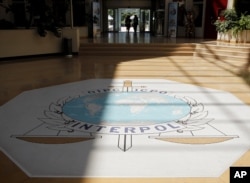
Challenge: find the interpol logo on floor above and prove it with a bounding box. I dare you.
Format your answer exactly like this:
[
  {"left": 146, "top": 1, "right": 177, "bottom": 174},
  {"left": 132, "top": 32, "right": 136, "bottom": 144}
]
[
  {"left": 0, "top": 79, "right": 250, "bottom": 178},
  {"left": 13, "top": 80, "right": 238, "bottom": 151},
  {"left": 230, "top": 167, "right": 250, "bottom": 183}
]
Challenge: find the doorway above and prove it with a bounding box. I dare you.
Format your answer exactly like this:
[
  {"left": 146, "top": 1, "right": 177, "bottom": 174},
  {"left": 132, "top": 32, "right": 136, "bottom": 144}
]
[{"left": 107, "top": 8, "right": 151, "bottom": 33}]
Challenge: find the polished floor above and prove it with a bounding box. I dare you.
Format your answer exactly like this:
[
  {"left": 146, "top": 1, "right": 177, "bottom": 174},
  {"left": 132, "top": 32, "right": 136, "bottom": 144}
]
[
  {"left": 0, "top": 33, "right": 250, "bottom": 183},
  {"left": 81, "top": 32, "right": 213, "bottom": 44},
  {"left": 1, "top": 33, "right": 250, "bottom": 106}
]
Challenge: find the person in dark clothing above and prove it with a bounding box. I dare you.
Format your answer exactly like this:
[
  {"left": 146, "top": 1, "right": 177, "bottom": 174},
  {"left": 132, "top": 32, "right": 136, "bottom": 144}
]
[
  {"left": 133, "top": 15, "right": 139, "bottom": 33},
  {"left": 125, "top": 15, "right": 131, "bottom": 32}
]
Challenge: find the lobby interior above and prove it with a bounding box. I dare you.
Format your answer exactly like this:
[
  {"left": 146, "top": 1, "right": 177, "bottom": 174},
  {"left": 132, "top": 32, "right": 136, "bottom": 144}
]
[{"left": 1, "top": 0, "right": 250, "bottom": 183}]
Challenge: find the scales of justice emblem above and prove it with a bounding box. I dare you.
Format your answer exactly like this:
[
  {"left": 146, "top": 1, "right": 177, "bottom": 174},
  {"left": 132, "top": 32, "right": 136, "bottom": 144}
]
[{"left": 12, "top": 80, "right": 238, "bottom": 152}]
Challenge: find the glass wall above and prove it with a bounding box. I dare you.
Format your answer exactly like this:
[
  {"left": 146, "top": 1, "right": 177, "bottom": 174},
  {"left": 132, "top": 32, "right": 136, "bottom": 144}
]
[
  {"left": 107, "top": 8, "right": 150, "bottom": 32},
  {"left": 140, "top": 9, "right": 150, "bottom": 32}
]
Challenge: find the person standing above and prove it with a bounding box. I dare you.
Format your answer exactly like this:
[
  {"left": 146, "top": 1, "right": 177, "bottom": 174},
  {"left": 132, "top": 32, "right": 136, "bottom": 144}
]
[
  {"left": 125, "top": 15, "right": 131, "bottom": 32},
  {"left": 133, "top": 15, "right": 139, "bottom": 33}
]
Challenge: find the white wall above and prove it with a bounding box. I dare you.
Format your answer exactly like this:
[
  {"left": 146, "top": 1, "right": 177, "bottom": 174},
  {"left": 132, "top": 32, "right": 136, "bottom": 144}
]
[
  {"left": 0, "top": 29, "right": 62, "bottom": 58},
  {"left": 0, "top": 28, "right": 80, "bottom": 58}
]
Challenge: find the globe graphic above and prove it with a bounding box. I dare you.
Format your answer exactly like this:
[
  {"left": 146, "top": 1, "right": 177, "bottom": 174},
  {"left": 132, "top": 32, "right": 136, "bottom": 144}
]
[{"left": 62, "top": 92, "right": 191, "bottom": 125}]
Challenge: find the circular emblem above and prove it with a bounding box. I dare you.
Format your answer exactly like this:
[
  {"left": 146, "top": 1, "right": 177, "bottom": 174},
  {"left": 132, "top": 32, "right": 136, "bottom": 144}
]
[
  {"left": 62, "top": 92, "right": 191, "bottom": 125},
  {"left": 41, "top": 87, "right": 211, "bottom": 135}
]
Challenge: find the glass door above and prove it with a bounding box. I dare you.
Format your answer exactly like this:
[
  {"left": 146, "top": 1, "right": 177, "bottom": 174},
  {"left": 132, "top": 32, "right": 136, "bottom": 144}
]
[
  {"left": 107, "top": 8, "right": 151, "bottom": 33},
  {"left": 107, "top": 9, "right": 119, "bottom": 32},
  {"left": 140, "top": 9, "right": 151, "bottom": 32},
  {"left": 107, "top": 9, "right": 114, "bottom": 31},
  {"left": 118, "top": 8, "right": 140, "bottom": 32}
]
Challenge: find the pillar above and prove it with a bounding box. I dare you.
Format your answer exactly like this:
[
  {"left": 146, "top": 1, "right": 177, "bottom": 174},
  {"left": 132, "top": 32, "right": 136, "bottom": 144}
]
[{"left": 227, "top": 0, "right": 235, "bottom": 9}]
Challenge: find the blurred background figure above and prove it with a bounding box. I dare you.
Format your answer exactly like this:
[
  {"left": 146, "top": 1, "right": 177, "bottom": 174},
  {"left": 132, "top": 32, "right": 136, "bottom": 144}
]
[
  {"left": 125, "top": 15, "right": 131, "bottom": 32},
  {"left": 133, "top": 15, "right": 139, "bottom": 33}
]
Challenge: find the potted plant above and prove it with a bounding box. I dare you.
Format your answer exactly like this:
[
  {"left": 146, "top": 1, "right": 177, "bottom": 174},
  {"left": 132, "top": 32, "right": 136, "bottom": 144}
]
[
  {"left": 231, "top": 20, "right": 241, "bottom": 43},
  {"left": 214, "top": 9, "right": 239, "bottom": 42},
  {"left": 238, "top": 14, "right": 250, "bottom": 43},
  {"left": 214, "top": 17, "right": 228, "bottom": 41}
]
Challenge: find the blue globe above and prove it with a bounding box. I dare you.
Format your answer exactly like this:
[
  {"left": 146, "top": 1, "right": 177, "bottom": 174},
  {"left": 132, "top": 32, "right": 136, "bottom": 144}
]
[{"left": 62, "top": 92, "right": 191, "bottom": 125}]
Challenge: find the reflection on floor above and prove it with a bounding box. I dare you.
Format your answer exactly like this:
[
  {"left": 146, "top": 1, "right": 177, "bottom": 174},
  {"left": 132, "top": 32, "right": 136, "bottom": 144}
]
[{"left": 81, "top": 32, "right": 214, "bottom": 44}]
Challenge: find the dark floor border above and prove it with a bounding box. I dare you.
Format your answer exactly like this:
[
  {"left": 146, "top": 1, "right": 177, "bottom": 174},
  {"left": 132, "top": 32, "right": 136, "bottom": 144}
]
[{"left": 0, "top": 52, "right": 78, "bottom": 62}]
